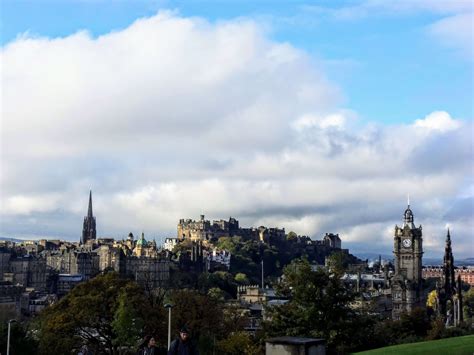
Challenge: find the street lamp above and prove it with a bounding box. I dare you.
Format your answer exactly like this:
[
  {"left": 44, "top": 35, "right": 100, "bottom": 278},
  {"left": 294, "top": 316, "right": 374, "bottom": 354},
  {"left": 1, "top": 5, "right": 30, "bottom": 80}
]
[
  {"left": 164, "top": 304, "right": 174, "bottom": 350},
  {"left": 7, "top": 319, "right": 17, "bottom": 355}
]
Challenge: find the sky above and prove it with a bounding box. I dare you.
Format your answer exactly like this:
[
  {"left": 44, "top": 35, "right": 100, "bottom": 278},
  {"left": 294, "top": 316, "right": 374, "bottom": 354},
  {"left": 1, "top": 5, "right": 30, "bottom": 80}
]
[{"left": 1, "top": 0, "right": 473, "bottom": 259}]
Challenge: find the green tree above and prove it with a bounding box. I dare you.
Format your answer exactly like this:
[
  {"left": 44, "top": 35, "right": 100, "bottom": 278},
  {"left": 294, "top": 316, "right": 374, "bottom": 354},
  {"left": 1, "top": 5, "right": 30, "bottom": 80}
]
[
  {"left": 169, "top": 289, "right": 226, "bottom": 353},
  {"left": 216, "top": 331, "right": 260, "bottom": 355},
  {"left": 463, "top": 288, "right": 474, "bottom": 321},
  {"left": 286, "top": 231, "right": 297, "bottom": 241},
  {"left": 264, "top": 258, "right": 375, "bottom": 353},
  {"left": 37, "top": 273, "right": 153, "bottom": 355},
  {"left": 326, "top": 251, "right": 349, "bottom": 277},
  {"left": 235, "top": 273, "right": 249, "bottom": 284},
  {"left": 112, "top": 291, "right": 144, "bottom": 349},
  {"left": 208, "top": 287, "right": 225, "bottom": 302}
]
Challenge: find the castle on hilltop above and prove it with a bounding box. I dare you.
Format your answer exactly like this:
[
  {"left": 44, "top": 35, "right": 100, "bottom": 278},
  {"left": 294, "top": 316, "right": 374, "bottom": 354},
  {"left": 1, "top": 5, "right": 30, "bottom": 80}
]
[{"left": 177, "top": 215, "right": 285, "bottom": 243}]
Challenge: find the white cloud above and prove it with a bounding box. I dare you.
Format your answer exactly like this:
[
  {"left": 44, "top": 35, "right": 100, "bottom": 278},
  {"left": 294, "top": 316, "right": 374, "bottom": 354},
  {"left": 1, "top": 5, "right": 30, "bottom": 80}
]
[
  {"left": 428, "top": 12, "right": 473, "bottom": 58},
  {"left": 291, "top": 110, "right": 356, "bottom": 131},
  {"left": 3, "top": 194, "right": 62, "bottom": 215},
  {"left": 1, "top": 12, "right": 473, "bottom": 259},
  {"left": 413, "top": 111, "right": 462, "bottom": 132}
]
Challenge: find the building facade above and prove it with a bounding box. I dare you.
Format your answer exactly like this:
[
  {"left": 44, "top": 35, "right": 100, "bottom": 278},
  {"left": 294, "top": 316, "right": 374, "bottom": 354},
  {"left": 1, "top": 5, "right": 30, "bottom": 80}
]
[{"left": 423, "top": 266, "right": 474, "bottom": 286}]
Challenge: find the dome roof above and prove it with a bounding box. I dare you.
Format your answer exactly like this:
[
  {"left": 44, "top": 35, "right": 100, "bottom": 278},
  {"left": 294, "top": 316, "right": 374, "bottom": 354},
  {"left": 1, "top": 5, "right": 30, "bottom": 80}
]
[{"left": 136, "top": 233, "right": 147, "bottom": 247}]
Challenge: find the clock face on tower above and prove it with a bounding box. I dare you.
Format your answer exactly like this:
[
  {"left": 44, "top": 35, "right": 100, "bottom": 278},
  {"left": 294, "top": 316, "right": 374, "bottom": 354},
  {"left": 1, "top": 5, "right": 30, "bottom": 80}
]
[{"left": 402, "top": 238, "right": 412, "bottom": 248}]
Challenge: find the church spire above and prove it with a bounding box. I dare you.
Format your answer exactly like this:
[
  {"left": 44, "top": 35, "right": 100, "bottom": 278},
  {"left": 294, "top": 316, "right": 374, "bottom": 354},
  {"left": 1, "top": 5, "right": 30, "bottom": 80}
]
[
  {"left": 81, "top": 190, "right": 97, "bottom": 244},
  {"left": 88, "top": 190, "right": 93, "bottom": 218}
]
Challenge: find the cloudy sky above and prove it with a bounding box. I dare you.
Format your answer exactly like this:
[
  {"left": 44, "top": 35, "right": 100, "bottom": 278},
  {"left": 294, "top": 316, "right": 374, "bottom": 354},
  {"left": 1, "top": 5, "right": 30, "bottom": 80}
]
[{"left": 1, "top": 1, "right": 473, "bottom": 258}]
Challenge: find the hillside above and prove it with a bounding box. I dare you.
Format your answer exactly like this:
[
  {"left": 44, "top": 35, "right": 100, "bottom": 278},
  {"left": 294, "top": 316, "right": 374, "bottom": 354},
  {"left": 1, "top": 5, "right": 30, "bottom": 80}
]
[{"left": 353, "top": 335, "right": 474, "bottom": 355}]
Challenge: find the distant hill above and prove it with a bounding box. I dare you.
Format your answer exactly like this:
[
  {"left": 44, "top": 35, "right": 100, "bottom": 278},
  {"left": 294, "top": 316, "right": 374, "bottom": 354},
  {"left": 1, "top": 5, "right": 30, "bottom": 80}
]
[
  {"left": 0, "top": 237, "right": 25, "bottom": 243},
  {"left": 354, "top": 253, "right": 474, "bottom": 266},
  {"left": 354, "top": 252, "right": 393, "bottom": 261}
]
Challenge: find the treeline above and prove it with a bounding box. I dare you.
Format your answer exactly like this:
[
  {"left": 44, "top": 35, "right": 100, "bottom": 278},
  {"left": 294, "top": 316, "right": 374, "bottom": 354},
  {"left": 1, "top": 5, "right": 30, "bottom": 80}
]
[{"left": 3, "top": 255, "right": 473, "bottom": 354}]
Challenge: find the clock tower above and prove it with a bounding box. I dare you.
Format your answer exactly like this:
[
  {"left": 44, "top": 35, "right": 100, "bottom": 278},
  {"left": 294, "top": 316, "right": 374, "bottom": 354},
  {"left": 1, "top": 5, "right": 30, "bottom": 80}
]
[{"left": 391, "top": 201, "right": 424, "bottom": 320}]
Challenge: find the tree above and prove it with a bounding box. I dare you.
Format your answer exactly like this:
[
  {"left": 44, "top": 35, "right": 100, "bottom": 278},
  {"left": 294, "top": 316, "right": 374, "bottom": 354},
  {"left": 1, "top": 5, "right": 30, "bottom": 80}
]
[
  {"left": 216, "top": 332, "right": 260, "bottom": 355},
  {"left": 36, "top": 273, "right": 154, "bottom": 354},
  {"left": 264, "top": 258, "right": 376, "bottom": 353},
  {"left": 426, "top": 290, "right": 438, "bottom": 312},
  {"left": 286, "top": 231, "right": 297, "bottom": 241},
  {"left": 0, "top": 321, "right": 38, "bottom": 355},
  {"left": 112, "top": 291, "right": 144, "bottom": 349},
  {"left": 463, "top": 288, "right": 474, "bottom": 321},
  {"left": 168, "top": 289, "right": 226, "bottom": 353},
  {"left": 234, "top": 273, "right": 249, "bottom": 284},
  {"left": 326, "top": 251, "right": 349, "bottom": 277}
]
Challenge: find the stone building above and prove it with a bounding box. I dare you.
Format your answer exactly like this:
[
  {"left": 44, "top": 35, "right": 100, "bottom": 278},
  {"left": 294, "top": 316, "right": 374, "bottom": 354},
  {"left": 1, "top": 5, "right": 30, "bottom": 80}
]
[
  {"left": 177, "top": 215, "right": 285, "bottom": 244},
  {"left": 391, "top": 203, "right": 424, "bottom": 320},
  {"left": 133, "top": 233, "right": 158, "bottom": 257},
  {"left": 45, "top": 249, "right": 100, "bottom": 280},
  {"left": 0, "top": 249, "right": 11, "bottom": 281},
  {"left": 323, "top": 233, "right": 341, "bottom": 249},
  {"left": 423, "top": 266, "right": 474, "bottom": 286},
  {"left": 9, "top": 256, "right": 50, "bottom": 292},
  {"left": 125, "top": 257, "right": 170, "bottom": 288},
  {"left": 163, "top": 237, "right": 178, "bottom": 251},
  {"left": 97, "top": 245, "right": 126, "bottom": 273},
  {"left": 177, "top": 215, "right": 237, "bottom": 241}
]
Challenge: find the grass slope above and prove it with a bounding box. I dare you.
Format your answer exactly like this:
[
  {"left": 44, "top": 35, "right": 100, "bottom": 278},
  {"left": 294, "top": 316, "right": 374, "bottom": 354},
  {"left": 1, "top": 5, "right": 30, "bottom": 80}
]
[{"left": 353, "top": 335, "right": 474, "bottom": 355}]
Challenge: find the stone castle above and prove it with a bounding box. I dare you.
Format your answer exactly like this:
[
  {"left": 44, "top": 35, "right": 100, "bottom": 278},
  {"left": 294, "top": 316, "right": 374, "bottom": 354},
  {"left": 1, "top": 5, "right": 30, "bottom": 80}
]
[{"left": 177, "top": 215, "right": 285, "bottom": 243}]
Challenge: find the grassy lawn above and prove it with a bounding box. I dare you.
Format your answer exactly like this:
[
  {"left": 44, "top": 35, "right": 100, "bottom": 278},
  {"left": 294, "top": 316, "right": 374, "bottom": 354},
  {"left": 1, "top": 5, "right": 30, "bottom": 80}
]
[{"left": 353, "top": 335, "right": 474, "bottom": 355}]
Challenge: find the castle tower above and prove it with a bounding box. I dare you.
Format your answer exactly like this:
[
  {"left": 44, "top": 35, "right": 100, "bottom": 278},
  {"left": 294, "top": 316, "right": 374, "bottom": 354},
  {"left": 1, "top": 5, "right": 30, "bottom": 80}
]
[
  {"left": 391, "top": 201, "right": 424, "bottom": 320},
  {"left": 81, "top": 191, "right": 97, "bottom": 244}
]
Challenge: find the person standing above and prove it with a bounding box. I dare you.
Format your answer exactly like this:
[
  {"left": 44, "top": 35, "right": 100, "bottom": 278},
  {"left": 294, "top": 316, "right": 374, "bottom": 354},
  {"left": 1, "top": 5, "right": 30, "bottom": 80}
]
[
  {"left": 138, "top": 335, "right": 159, "bottom": 355},
  {"left": 167, "top": 326, "right": 199, "bottom": 355}
]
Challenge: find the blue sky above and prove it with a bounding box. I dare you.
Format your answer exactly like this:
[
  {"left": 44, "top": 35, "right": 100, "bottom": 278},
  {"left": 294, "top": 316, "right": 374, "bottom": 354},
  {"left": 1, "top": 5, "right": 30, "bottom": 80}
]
[
  {"left": 2, "top": 1, "right": 472, "bottom": 124},
  {"left": 1, "top": 1, "right": 473, "bottom": 257}
]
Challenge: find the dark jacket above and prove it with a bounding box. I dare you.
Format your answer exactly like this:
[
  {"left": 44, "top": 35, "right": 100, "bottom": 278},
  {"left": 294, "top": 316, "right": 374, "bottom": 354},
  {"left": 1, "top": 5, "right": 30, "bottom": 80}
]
[
  {"left": 137, "top": 346, "right": 156, "bottom": 355},
  {"left": 167, "top": 338, "right": 199, "bottom": 355}
]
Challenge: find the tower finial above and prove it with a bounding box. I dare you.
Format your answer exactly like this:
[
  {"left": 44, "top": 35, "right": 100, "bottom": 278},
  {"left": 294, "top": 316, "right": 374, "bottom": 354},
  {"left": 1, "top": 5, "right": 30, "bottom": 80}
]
[
  {"left": 407, "top": 194, "right": 410, "bottom": 207},
  {"left": 88, "top": 190, "right": 93, "bottom": 218}
]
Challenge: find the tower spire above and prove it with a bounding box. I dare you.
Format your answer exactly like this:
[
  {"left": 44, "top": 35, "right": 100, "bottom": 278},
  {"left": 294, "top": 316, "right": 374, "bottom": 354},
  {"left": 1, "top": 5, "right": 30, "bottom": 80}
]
[
  {"left": 88, "top": 190, "right": 93, "bottom": 218},
  {"left": 81, "top": 190, "right": 97, "bottom": 244},
  {"left": 407, "top": 194, "right": 410, "bottom": 208}
]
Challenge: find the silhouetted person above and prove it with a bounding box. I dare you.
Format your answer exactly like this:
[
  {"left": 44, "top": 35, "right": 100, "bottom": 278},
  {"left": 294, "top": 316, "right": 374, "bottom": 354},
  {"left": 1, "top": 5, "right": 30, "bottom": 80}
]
[
  {"left": 138, "top": 335, "right": 158, "bottom": 355},
  {"left": 168, "top": 326, "right": 199, "bottom": 355}
]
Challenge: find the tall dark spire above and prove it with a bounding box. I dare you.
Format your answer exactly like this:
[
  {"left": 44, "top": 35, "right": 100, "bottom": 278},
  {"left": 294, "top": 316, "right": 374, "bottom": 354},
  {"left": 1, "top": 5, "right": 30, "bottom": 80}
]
[
  {"left": 81, "top": 190, "right": 97, "bottom": 244},
  {"left": 87, "top": 190, "right": 93, "bottom": 218}
]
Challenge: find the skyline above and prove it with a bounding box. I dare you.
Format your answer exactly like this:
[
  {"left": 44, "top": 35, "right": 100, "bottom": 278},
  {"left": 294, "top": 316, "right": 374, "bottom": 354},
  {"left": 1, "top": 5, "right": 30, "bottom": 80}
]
[
  {"left": 1, "top": 1, "right": 473, "bottom": 258},
  {"left": 1, "top": 189, "right": 469, "bottom": 260}
]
